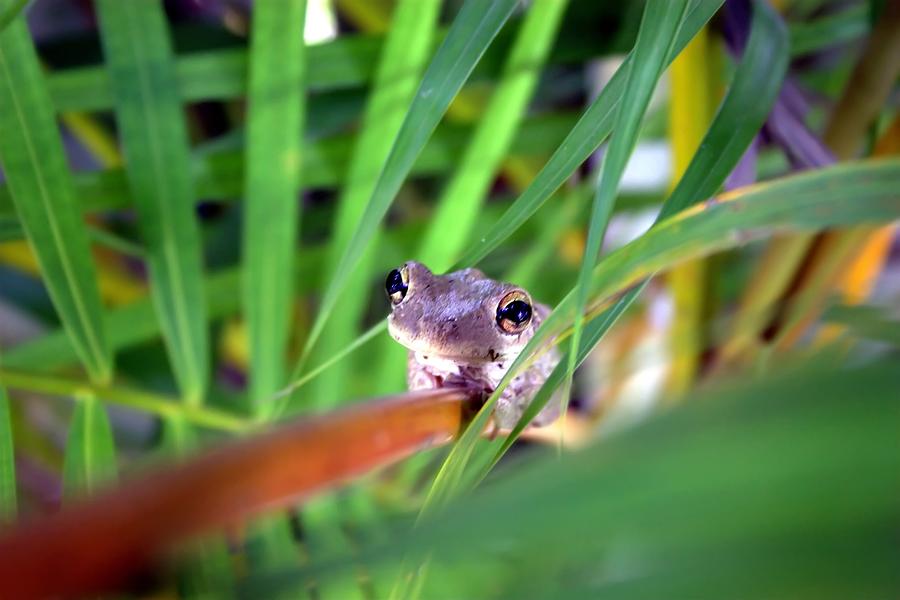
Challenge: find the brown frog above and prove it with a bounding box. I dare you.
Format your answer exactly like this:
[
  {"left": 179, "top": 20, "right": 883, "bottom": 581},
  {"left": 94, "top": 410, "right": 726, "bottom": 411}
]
[{"left": 385, "top": 261, "right": 560, "bottom": 429}]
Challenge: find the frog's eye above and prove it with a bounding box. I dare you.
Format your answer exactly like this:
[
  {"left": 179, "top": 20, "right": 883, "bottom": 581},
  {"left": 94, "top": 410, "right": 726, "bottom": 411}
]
[
  {"left": 496, "top": 291, "right": 533, "bottom": 334},
  {"left": 385, "top": 266, "right": 409, "bottom": 305}
]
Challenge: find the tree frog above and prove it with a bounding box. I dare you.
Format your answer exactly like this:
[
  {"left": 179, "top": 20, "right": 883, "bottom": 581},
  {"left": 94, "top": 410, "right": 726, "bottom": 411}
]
[{"left": 385, "top": 261, "right": 561, "bottom": 429}]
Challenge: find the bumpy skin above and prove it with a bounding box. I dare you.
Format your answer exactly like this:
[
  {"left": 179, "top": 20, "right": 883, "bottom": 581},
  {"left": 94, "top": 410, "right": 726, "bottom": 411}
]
[{"left": 387, "top": 261, "right": 560, "bottom": 429}]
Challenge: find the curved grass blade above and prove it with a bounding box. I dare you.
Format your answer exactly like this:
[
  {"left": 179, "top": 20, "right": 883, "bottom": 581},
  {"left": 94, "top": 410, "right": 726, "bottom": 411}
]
[
  {"left": 62, "top": 393, "right": 117, "bottom": 501},
  {"left": 659, "top": 0, "right": 788, "bottom": 220},
  {"left": 490, "top": 0, "right": 789, "bottom": 471},
  {"left": 303, "top": 0, "right": 441, "bottom": 412},
  {"left": 298, "top": 0, "right": 520, "bottom": 367},
  {"left": 453, "top": 0, "right": 726, "bottom": 270},
  {"left": 96, "top": 0, "right": 209, "bottom": 405},
  {"left": 0, "top": 384, "right": 15, "bottom": 521},
  {"left": 425, "top": 158, "right": 900, "bottom": 510},
  {"left": 0, "top": 16, "right": 112, "bottom": 383},
  {"left": 417, "top": 0, "right": 570, "bottom": 272},
  {"left": 243, "top": 0, "right": 307, "bottom": 416},
  {"left": 566, "top": 0, "right": 690, "bottom": 432}
]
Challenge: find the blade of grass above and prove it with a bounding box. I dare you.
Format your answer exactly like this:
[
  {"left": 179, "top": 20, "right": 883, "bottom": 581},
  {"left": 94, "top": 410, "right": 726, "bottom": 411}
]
[
  {"left": 418, "top": 0, "right": 570, "bottom": 271},
  {"left": 303, "top": 0, "right": 440, "bottom": 412},
  {"left": 453, "top": 0, "right": 726, "bottom": 269},
  {"left": 62, "top": 392, "right": 117, "bottom": 501},
  {"left": 0, "top": 15, "right": 112, "bottom": 383},
  {"left": 242, "top": 2, "right": 311, "bottom": 569},
  {"left": 243, "top": 0, "right": 307, "bottom": 416},
  {"left": 96, "top": 0, "right": 209, "bottom": 405},
  {"left": 298, "top": 0, "right": 520, "bottom": 368},
  {"left": 566, "top": 0, "right": 690, "bottom": 434},
  {"left": 0, "top": 383, "right": 15, "bottom": 521}
]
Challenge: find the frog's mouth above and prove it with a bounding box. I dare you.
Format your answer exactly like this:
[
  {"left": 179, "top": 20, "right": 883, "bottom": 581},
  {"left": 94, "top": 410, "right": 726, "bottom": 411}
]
[{"left": 387, "top": 320, "right": 507, "bottom": 365}]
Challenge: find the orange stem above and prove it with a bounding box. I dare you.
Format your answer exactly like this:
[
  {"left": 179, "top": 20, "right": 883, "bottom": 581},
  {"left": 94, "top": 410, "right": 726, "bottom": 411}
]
[{"left": 0, "top": 388, "right": 472, "bottom": 598}]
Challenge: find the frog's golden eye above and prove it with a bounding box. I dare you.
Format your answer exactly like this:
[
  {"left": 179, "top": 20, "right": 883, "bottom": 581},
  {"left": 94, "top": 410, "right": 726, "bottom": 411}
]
[
  {"left": 385, "top": 265, "right": 409, "bottom": 305},
  {"left": 496, "top": 290, "right": 532, "bottom": 334}
]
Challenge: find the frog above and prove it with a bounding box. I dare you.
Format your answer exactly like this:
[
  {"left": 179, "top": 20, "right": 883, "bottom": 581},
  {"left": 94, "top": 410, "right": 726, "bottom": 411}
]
[{"left": 385, "top": 261, "right": 561, "bottom": 430}]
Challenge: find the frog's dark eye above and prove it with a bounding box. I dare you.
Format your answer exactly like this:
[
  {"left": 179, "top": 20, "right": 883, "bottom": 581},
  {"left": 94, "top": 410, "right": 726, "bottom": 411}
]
[
  {"left": 385, "top": 266, "right": 409, "bottom": 305},
  {"left": 496, "top": 291, "right": 533, "bottom": 334}
]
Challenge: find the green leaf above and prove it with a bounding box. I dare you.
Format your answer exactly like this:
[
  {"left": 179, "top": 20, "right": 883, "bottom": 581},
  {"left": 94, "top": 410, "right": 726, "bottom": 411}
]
[
  {"left": 566, "top": 0, "right": 689, "bottom": 429},
  {"left": 659, "top": 0, "right": 788, "bottom": 221},
  {"left": 0, "top": 16, "right": 112, "bottom": 383},
  {"left": 453, "top": 0, "right": 726, "bottom": 269},
  {"left": 0, "top": 385, "right": 16, "bottom": 521},
  {"left": 96, "top": 0, "right": 209, "bottom": 405},
  {"left": 242, "top": 0, "right": 307, "bottom": 415},
  {"left": 299, "top": 0, "right": 520, "bottom": 367},
  {"left": 303, "top": 0, "right": 441, "bottom": 412},
  {"left": 62, "top": 393, "right": 117, "bottom": 501}
]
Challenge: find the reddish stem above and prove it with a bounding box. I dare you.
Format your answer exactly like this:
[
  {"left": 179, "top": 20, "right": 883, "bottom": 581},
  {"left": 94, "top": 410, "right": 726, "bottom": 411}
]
[{"left": 0, "top": 388, "right": 472, "bottom": 598}]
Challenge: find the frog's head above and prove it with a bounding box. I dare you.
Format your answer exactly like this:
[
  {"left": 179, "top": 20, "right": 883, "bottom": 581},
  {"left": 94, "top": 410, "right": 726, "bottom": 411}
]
[{"left": 385, "top": 261, "right": 536, "bottom": 364}]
